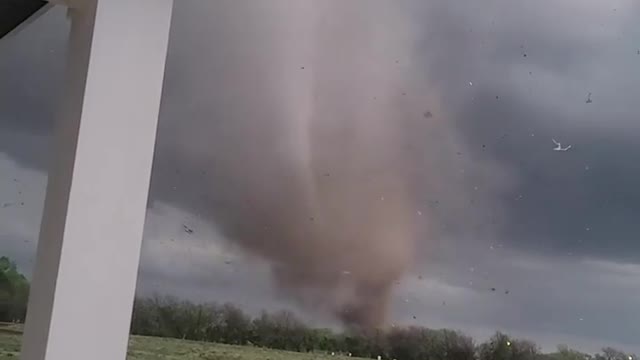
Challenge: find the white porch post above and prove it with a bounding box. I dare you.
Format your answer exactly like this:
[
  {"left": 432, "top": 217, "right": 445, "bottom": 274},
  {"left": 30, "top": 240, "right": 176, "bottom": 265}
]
[{"left": 21, "top": 0, "right": 173, "bottom": 359}]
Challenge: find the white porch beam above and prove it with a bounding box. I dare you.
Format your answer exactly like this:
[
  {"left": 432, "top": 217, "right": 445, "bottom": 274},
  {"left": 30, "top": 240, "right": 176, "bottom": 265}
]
[{"left": 21, "top": 0, "right": 173, "bottom": 359}]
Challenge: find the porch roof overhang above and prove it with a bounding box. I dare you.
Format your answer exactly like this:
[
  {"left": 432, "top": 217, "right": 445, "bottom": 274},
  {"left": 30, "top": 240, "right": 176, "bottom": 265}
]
[{"left": 0, "top": 0, "right": 48, "bottom": 39}]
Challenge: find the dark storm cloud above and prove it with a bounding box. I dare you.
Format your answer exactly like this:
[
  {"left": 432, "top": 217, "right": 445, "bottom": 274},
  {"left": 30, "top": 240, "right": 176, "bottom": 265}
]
[
  {"left": 402, "top": 0, "right": 640, "bottom": 261},
  {"left": 4, "top": 1, "right": 640, "bottom": 265},
  {"left": 0, "top": 6, "right": 67, "bottom": 136}
]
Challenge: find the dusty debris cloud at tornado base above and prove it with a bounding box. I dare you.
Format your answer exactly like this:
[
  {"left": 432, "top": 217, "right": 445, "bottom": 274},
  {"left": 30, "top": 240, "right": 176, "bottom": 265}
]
[{"left": 154, "top": 0, "right": 509, "bottom": 329}]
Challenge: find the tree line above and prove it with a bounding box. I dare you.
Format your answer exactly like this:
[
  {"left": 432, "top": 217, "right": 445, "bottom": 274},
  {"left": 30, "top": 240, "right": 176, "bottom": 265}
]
[
  {"left": 0, "top": 256, "right": 29, "bottom": 323},
  {"left": 1, "top": 256, "right": 636, "bottom": 360},
  {"left": 130, "top": 296, "right": 636, "bottom": 360}
]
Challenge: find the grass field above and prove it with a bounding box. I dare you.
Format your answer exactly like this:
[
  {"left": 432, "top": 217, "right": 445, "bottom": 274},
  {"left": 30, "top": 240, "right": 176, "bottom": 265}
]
[{"left": 0, "top": 325, "right": 358, "bottom": 360}]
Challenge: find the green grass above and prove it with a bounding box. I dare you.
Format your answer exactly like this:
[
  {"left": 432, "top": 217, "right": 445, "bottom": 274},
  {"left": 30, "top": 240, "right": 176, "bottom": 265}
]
[
  {"left": 127, "top": 337, "right": 357, "bottom": 360},
  {"left": 0, "top": 331, "right": 20, "bottom": 360},
  {"left": 0, "top": 325, "right": 358, "bottom": 360}
]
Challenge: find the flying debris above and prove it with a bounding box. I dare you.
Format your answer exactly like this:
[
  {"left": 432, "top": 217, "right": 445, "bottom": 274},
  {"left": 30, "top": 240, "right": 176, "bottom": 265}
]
[
  {"left": 586, "top": 92, "right": 593, "bottom": 104},
  {"left": 1, "top": 202, "right": 14, "bottom": 208},
  {"left": 423, "top": 111, "right": 433, "bottom": 119},
  {"left": 552, "top": 139, "right": 572, "bottom": 152},
  {"left": 183, "top": 224, "right": 194, "bottom": 234},
  {"left": 490, "top": 287, "right": 496, "bottom": 292},
  {"left": 342, "top": 270, "right": 352, "bottom": 275}
]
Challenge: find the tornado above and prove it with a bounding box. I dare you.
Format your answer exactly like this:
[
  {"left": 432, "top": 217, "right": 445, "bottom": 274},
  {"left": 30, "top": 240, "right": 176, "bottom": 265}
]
[{"left": 153, "top": 0, "right": 510, "bottom": 329}]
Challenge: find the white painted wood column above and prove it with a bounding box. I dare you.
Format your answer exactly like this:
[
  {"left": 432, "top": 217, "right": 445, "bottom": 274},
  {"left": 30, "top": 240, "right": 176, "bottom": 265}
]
[{"left": 21, "top": 0, "right": 173, "bottom": 359}]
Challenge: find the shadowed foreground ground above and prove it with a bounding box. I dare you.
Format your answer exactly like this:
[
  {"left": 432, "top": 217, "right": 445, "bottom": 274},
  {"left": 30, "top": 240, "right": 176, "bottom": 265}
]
[{"left": 0, "top": 329, "right": 360, "bottom": 360}]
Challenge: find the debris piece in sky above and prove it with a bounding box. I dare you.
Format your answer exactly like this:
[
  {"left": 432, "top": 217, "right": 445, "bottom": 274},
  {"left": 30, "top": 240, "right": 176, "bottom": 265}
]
[
  {"left": 423, "top": 111, "right": 433, "bottom": 118},
  {"left": 417, "top": 210, "right": 422, "bottom": 216},
  {"left": 586, "top": 92, "right": 593, "bottom": 103},
  {"left": 412, "top": 315, "right": 417, "bottom": 320},
  {"left": 505, "top": 290, "right": 510, "bottom": 294},
  {"left": 418, "top": 275, "right": 423, "bottom": 280},
  {"left": 300, "top": 66, "right": 305, "bottom": 69},
  {"left": 183, "top": 224, "right": 194, "bottom": 234},
  {"left": 469, "top": 81, "right": 473, "bottom": 86},
  {"left": 552, "top": 138, "right": 572, "bottom": 151},
  {"left": 1, "top": 202, "right": 13, "bottom": 208},
  {"left": 490, "top": 287, "right": 496, "bottom": 292},
  {"left": 224, "top": 260, "right": 232, "bottom": 265},
  {"left": 342, "top": 270, "right": 351, "bottom": 275}
]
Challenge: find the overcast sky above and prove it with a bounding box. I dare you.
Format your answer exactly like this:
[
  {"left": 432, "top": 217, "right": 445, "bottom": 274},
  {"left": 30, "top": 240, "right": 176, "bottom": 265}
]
[{"left": 2, "top": 0, "right": 640, "bottom": 354}]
